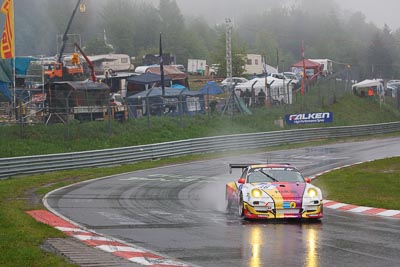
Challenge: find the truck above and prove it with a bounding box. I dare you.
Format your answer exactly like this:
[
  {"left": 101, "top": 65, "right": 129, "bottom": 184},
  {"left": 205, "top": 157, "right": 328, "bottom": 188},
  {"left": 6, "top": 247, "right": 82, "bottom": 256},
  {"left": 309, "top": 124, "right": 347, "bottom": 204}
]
[
  {"left": 308, "top": 59, "right": 333, "bottom": 76},
  {"left": 44, "top": 0, "right": 85, "bottom": 82},
  {"left": 187, "top": 59, "right": 206, "bottom": 75}
]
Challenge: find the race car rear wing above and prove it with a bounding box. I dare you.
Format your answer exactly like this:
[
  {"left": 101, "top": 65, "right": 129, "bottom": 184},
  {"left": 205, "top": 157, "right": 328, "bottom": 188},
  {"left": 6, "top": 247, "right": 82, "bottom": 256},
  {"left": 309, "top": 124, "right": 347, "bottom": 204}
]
[
  {"left": 229, "top": 163, "right": 292, "bottom": 173},
  {"left": 229, "top": 164, "right": 253, "bottom": 174}
]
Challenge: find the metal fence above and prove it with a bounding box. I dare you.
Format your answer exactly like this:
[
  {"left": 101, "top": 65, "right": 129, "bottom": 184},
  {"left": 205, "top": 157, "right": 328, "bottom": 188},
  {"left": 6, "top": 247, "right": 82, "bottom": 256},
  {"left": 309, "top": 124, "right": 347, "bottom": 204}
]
[{"left": 1, "top": 121, "right": 399, "bottom": 179}]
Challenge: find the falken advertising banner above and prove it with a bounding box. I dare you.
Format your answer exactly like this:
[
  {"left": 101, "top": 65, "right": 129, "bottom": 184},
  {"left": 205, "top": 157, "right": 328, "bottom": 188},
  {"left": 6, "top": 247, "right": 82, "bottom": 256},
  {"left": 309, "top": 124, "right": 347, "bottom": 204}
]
[{"left": 285, "top": 112, "right": 333, "bottom": 125}]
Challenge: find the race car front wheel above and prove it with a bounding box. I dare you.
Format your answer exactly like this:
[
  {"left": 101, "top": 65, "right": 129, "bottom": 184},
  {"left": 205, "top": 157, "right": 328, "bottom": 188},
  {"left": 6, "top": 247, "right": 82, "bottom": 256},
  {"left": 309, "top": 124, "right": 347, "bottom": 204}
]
[{"left": 238, "top": 194, "right": 244, "bottom": 217}]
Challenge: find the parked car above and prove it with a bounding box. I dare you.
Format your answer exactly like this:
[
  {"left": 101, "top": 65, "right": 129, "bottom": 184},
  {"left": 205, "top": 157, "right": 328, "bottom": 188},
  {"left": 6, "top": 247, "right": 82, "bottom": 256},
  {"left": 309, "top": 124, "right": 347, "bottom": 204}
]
[
  {"left": 209, "top": 64, "right": 220, "bottom": 76},
  {"left": 220, "top": 77, "right": 249, "bottom": 90}
]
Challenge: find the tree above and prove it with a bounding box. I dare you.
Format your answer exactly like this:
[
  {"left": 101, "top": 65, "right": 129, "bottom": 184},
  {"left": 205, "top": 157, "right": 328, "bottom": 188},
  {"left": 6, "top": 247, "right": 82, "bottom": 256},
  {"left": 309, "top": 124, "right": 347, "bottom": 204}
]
[
  {"left": 84, "top": 37, "right": 113, "bottom": 55},
  {"left": 367, "top": 32, "right": 393, "bottom": 78},
  {"left": 158, "top": 0, "right": 186, "bottom": 64},
  {"left": 212, "top": 28, "right": 247, "bottom": 77}
]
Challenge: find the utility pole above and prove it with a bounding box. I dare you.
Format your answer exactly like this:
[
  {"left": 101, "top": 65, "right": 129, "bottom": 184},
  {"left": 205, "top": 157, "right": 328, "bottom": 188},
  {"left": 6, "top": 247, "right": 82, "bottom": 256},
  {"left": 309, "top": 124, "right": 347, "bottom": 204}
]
[
  {"left": 225, "top": 18, "right": 232, "bottom": 87},
  {"left": 224, "top": 18, "right": 234, "bottom": 116}
]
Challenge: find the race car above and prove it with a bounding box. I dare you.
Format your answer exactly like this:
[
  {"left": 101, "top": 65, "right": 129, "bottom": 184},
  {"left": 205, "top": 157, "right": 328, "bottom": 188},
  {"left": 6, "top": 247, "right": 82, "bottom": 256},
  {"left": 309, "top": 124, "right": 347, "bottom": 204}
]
[{"left": 225, "top": 163, "right": 323, "bottom": 220}]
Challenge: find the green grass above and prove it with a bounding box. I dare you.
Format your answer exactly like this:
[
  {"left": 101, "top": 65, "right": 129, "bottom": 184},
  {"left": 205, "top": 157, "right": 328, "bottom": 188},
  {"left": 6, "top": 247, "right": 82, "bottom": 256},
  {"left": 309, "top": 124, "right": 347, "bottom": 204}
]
[{"left": 313, "top": 157, "right": 400, "bottom": 210}]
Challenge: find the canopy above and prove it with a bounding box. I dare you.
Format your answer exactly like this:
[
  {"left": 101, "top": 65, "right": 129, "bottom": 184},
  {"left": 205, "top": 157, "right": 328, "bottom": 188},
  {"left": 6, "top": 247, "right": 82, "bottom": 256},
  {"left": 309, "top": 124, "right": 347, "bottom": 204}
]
[
  {"left": 352, "top": 79, "right": 382, "bottom": 89},
  {"left": 126, "top": 87, "right": 205, "bottom": 118},
  {"left": 235, "top": 77, "right": 284, "bottom": 90},
  {"left": 127, "top": 72, "right": 171, "bottom": 85},
  {"left": 291, "top": 59, "right": 321, "bottom": 68},
  {"left": 352, "top": 79, "right": 384, "bottom": 96},
  {"left": 199, "top": 81, "right": 224, "bottom": 95},
  {"left": 135, "top": 65, "right": 187, "bottom": 81},
  {"left": 127, "top": 87, "right": 201, "bottom": 99}
]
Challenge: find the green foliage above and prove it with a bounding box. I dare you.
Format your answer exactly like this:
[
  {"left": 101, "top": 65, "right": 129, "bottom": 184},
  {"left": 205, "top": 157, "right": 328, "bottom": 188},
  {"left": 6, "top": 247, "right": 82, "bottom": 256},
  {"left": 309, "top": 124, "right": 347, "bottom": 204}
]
[
  {"left": 11, "top": 0, "right": 400, "bottom": 79},
  {"left": 84, "top": 37, "right": 113, "bottom": 55}
]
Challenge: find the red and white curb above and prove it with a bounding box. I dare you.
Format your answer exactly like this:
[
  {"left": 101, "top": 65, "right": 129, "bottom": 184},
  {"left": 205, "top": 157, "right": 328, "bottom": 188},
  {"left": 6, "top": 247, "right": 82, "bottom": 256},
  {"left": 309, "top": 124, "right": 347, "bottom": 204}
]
[
  {"left": 26, "top": 210, "right": 192, "bottom": 267},
  {"left": 323, "top": 200, "right": 400, "bottom": 219},
  {"left": 312, "top": 161, "right": 400, "bottom": 219}
]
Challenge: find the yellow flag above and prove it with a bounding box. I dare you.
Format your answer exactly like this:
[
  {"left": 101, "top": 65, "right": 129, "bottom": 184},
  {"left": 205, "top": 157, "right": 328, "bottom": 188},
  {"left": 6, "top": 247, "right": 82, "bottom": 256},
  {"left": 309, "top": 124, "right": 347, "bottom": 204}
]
[{"left": 1, "top": 0, "right": 14, "bottom": 59}]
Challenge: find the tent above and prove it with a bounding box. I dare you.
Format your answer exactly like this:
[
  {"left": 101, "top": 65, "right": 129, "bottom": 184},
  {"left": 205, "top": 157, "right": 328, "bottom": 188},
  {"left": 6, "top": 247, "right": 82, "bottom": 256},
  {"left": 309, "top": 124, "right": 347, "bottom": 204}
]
[
  {"left": 352, "top": 79, "right": 384, "bottom": 96},
  {"left": 126, "top": 73, "right": 172, "bottom": 96},
  {"left": 235, "top": 77, "right": 292, "bottom": 105},
  {"left": 199, "top": 81, "right": 224, "bottom": 95},
  {"left": 126, "top": 87, "right": 205, "bottom": 118},
  {"left": 291, "top": 59, "right": 322, "bottom": 78},
  {"left": 127, "top": 72, "right": 172, "bottom": 85},
  {"left": 134, "top": 65, "right": 189, "bottom": 87}
]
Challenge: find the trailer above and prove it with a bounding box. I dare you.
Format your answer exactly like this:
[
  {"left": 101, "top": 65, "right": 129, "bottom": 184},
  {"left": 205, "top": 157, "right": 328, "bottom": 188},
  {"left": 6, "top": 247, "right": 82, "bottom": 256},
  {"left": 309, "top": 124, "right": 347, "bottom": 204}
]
[
  {"left": 187, "top": 59, "right": 207, "bottom": 75},
  {"left": 45, "top": 81, "right": 126, "bottom": 123}
]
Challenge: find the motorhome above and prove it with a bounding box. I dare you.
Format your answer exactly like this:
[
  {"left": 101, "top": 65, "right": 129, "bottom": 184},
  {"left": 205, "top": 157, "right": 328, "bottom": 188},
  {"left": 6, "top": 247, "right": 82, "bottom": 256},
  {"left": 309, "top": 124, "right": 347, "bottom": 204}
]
[{"left": 88, "top": 54, "right": 134, "bottom": 74}]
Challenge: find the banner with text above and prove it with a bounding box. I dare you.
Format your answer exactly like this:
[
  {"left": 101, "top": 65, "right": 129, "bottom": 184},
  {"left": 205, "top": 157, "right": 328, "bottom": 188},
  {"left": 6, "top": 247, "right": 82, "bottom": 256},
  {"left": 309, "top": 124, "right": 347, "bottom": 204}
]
[{"left": 285, "top": 112, "right": 333, "bottom": 125}]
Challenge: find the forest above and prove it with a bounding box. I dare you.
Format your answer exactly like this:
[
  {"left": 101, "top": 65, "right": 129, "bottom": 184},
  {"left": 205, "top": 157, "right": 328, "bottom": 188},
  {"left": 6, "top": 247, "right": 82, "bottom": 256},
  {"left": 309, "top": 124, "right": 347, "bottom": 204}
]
[{"left": 7, "top": 0, "right": 400, "bottom": 80}]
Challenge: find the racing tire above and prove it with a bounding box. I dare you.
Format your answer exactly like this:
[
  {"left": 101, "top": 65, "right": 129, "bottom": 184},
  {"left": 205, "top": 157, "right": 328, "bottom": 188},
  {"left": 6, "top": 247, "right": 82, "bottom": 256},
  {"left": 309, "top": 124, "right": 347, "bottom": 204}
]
[
  {"left": 238, "top": 194, "right": 244, "bottom": 217},
  {"left": 225, "top": 189, "right": 232, "bottom": 212}
]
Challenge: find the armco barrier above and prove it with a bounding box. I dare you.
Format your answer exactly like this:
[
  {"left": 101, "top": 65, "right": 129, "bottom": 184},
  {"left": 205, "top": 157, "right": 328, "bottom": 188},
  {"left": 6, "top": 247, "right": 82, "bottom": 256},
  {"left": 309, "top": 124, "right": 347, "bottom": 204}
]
[{"left": 1, "top": 122, "right": 399, "bottom": 179}]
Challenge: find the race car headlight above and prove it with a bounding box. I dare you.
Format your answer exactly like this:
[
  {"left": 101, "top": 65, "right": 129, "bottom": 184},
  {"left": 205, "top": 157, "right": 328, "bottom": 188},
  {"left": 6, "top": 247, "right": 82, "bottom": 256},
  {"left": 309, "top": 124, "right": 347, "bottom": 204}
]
[
  {"left": 307, "top": 188, "right": 318, "bottom": 198},
  {"left": 251, "top": 188, "right": 263, "bottom": 198}
]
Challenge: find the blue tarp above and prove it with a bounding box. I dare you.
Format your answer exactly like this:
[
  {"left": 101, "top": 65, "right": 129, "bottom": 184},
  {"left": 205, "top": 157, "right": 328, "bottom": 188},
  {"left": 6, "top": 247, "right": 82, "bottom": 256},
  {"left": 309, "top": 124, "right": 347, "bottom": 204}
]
[
  {"left": 0, "top": 82, "right": 11, "bottom": 101},
  {"left": 199, "top": 81, "right": 224, "bottom": 95},
  {"left": 0, "top": 57, "right": 38, "bottom": 100},
  {"left": 171, "top": 84, "right": 187, "bottom": 90},
  {"left": 14, "top": 57, "right": 38, "bottom": 75}
]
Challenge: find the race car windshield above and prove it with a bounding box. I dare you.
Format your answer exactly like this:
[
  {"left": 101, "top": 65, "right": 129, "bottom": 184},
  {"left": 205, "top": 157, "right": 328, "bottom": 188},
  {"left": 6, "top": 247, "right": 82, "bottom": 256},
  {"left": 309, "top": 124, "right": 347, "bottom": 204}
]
[{"left": 248, "top": 168, "right": 304, "bottom": 183}]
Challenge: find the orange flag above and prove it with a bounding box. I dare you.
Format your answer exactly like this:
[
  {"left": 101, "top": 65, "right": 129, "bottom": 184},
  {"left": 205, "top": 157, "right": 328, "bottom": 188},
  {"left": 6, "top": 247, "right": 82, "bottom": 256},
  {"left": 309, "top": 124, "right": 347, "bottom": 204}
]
[{"left": 1, "top": 0, "right": 14, "bottom": 59}]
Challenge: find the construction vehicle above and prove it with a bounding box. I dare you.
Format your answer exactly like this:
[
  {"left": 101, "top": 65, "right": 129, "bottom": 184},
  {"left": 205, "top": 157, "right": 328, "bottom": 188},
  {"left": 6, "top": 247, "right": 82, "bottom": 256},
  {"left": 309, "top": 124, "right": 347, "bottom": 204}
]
[
  {"left": 73, "top": 42, "right": 96, "bottom": 82},
  {"left": 44, "top": 0, "right": 85, "bottom": 82}
]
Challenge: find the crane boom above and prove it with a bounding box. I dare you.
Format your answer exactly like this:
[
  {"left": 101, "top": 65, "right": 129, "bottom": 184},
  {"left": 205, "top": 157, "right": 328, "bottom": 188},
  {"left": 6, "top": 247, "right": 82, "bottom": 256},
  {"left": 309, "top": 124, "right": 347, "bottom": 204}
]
[
  {"left": 57, "top": 0, "right": 82, "bottom": 63},
  {"left": 74, "top": 42, "right": 96, "bottom": 82}
]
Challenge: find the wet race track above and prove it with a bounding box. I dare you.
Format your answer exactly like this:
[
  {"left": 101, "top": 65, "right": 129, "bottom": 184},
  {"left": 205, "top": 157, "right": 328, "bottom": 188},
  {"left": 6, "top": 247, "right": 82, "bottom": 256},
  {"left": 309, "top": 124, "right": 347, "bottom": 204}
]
[{"left": 46, "top": 138, "right": 400, "bottom": 267}]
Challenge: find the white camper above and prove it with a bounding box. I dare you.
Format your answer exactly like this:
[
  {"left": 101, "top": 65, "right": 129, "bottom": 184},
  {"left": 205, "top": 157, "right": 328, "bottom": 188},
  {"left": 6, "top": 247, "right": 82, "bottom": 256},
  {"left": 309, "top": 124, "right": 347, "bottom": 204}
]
[
  {"left": 187, "top": 59, "right": 207, "bottom": 75},
  {"left": 88, "top": 54, "right": 133, "bottom": 74}
]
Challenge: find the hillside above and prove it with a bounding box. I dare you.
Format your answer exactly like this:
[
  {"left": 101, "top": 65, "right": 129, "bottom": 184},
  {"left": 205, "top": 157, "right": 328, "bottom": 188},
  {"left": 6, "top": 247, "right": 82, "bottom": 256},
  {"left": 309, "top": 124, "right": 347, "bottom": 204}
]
[{"left": 1, "top": 87, "right": 399, "bottom": 158}]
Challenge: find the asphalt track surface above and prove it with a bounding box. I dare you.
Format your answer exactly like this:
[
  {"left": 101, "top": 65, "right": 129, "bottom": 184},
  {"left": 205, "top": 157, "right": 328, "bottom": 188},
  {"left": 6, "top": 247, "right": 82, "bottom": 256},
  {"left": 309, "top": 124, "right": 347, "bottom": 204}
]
[{"left": 46, "top": 138, "right": 400, "bottom": 267}]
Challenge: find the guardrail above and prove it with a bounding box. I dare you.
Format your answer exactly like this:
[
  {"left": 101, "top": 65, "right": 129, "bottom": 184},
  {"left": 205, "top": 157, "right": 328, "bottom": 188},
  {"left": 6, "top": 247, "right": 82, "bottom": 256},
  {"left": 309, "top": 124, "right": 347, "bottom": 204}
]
[{"left": 1, "top": 122, "right": 400, "bottom": 179}]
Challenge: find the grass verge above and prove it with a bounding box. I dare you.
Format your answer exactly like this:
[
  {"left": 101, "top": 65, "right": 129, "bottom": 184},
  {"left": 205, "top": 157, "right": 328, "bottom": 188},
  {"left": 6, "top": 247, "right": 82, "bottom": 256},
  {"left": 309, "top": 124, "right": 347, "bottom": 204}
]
[{"left": 313, "top": 157, "right": 400, "bottom": 210}]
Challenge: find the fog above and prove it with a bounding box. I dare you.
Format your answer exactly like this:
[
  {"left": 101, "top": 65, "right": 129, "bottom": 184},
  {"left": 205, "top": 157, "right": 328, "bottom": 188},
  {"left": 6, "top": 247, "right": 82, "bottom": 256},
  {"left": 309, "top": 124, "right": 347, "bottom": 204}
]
[{"left": 168, "top": 0, "right": 400, "bottom": 30}]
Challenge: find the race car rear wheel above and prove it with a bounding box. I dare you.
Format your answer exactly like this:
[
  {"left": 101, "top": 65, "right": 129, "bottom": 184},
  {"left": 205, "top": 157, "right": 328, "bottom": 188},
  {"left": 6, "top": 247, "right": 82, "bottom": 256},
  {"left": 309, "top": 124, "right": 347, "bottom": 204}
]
[
  {"left": 225, "top": 189, "right": 232, "bottom": 211},
  {"left": 238, "top": 194, "right": 244, "bottom": 217}
]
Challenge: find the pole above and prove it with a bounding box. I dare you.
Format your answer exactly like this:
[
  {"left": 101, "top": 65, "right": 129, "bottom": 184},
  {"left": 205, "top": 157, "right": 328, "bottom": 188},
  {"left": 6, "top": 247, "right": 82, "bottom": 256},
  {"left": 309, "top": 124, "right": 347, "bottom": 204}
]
[
  {"left": 301, "top": 41, "right": 306, "bottom": 96},
  {"left": 159, "top": 33, "right": 165, "bottom": 97}
]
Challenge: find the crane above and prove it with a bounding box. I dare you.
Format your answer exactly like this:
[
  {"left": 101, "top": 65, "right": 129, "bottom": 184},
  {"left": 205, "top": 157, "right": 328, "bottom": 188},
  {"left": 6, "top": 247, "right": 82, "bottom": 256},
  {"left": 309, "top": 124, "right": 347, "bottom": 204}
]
[
  {"left": 73, "top": 42, "right": 96, "bottom": 82},
  {"left": 44, "top": 0, "right": 84, "bottom": 81}
]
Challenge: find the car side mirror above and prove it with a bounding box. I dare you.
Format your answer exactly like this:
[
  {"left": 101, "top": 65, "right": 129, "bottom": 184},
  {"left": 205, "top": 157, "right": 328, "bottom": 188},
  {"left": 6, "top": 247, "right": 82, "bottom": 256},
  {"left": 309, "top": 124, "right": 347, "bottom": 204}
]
[
  {"left": 305, "top": 178, "right": 311, "bottom": 183},
  {"left": 238, "top": 178, "right": 246, "bottom": 184}
]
